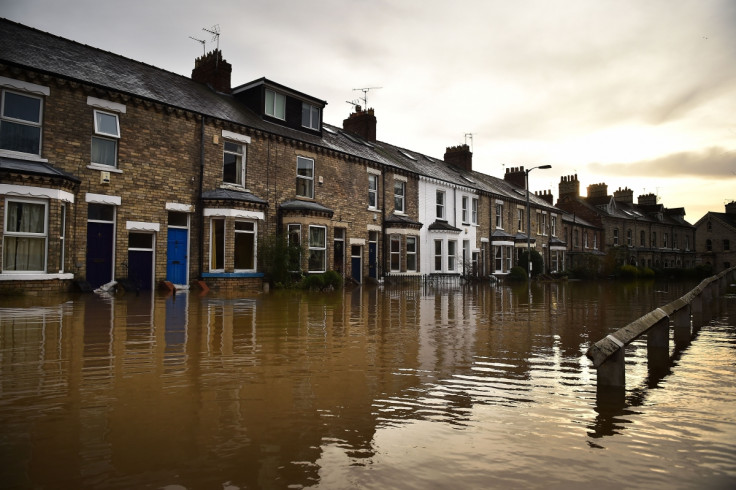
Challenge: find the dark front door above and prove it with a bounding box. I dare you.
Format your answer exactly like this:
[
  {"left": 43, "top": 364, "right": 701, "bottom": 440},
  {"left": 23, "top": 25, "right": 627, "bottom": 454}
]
[
  {"left": 368, "top": 242, "right": 377, "bottom": 279},
  {"left": 86, "top": 221, "right": 114, "bottom": 288},
  {"left": 128, "top": 250, "right": 153, "bottom": 290},
  {"left": 166, "top": 228, "right": 188, "bottom": 284}
]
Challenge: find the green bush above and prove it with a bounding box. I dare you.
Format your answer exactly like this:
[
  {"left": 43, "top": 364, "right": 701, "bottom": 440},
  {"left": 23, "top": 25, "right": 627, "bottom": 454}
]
[
  {"left": 323, "top": 270, "right": 344, "bottom": 290},
  {"left": 298, "top": 271, "right": 344, "bottom": 291},
  {"left": 618, "top": 264, "right": 639, "bottom": 279},
  {"left": 507, "top": 266, "right": 528, "bottom": 281},
  {"left": 518, "top": 249, "right": 544, "bottom": 277},
  {"left": 258, "top": 233, "right": 303, "bottom": 287}
]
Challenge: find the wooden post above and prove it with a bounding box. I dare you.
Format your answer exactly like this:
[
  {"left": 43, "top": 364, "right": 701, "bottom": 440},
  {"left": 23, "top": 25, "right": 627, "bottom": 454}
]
[
  {"left": 647, "top": 316, "right": 669, "bottom": 376},
  {"left": 673, "top": 305, "right": 691, "bottom": 348},
  {"left": 597, "top": 346, "right": 625, "bottom": 388}
]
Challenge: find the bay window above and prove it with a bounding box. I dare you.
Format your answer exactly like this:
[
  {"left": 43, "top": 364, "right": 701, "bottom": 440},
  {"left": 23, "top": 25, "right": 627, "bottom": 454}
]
[
  {"left": 308, "top": 226, "right": 326, "bottom": 272},
  {"left": 234, "top": 221, "right": 256, "bottom": 271}
]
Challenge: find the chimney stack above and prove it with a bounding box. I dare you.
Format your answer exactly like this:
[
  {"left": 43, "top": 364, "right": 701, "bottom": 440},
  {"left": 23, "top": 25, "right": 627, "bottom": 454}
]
[
  {"left": 191, "top": 50, "right": 232, "bottom": 94},
  {"left": 613, "top": 187, "right": 634, "bottom": 205},
  {"left": 343, "top": 106, "right": 377, "bottom": 142},
  {"left": 638, "top": 193, "right": 657, "bottom": 206},
  {"left": 726, "top": 201, "right": 736, "bottom": 215},
  {"left": 534, "top": 190, "right": 554, "bottom": 205},
  {"left": 558, "top": 174, "right": 580, "bottom": 199},
  {"left": 444, "top": 144, "right": 472, "bottom": 172},
  {"left": 587, "top": 183, "right": 608, "bottom": 199},
  {"left": 504, "top": 166, "right": 526, "bottom": 189}
]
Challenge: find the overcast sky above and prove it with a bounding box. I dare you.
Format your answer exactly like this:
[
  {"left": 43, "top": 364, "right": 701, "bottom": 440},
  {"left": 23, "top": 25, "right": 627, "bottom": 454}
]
[{"left": 4, "top": 0, "right": 735, "bottom": 222}]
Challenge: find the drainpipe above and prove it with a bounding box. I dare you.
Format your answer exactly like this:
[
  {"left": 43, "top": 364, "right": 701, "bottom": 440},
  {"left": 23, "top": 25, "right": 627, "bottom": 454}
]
[{"left": 198, "top": 115, "right": 206, "bottom": 279}]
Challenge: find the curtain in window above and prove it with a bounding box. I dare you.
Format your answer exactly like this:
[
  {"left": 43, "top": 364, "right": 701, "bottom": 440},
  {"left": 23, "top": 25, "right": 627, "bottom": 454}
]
[
  {"left": 4, "top": 201, "right": 45, "bottom": 271},
  {"left": 91, "top": 137, "right": 116, "bottom": 166}
]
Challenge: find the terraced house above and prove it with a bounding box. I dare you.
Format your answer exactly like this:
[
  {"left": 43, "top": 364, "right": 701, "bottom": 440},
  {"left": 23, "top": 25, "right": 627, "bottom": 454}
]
[{"left": 0, "top": 19, "right": 567, "bottom": 294}]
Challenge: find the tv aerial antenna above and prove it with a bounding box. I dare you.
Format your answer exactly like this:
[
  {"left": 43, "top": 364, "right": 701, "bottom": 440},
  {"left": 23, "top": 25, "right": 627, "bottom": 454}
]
[
  {"left": 202, "top": 24, "right": 220, "bottom": 51},
  {"left": 464, "top": 133, "right": 474, "bottom": 152},
  {"left": 351, "top": 87, "right": 382, "bottom": 109},
  {"left": 189, "top": 36, "right": 206, "bottom": 55}
]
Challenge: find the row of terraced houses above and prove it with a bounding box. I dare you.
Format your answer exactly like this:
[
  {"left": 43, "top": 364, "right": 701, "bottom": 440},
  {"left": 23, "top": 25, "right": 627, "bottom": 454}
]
[{"left": 1, "top": 19, "right": 733, "bottom": 294}]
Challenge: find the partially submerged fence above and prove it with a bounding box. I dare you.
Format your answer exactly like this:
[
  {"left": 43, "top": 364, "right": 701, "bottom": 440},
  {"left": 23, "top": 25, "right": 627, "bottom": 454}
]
[{"left": 586, "top": 267, "right": 736, "bottom": 389}]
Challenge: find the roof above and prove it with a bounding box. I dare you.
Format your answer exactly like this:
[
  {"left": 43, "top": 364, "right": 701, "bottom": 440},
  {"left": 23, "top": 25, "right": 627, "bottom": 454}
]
[
  {"left": 385, "top": 213, "right": 422, "bottom": 228},
  {"left": 0, "top": 156, "right": 81, "bottom": 183},
  {"left": 427, "top": 220, "right": 461, "bottom": 232},
  {"left": 201, "top": 188, "right": 268, "bottom": 205},
  {"left": 279, "top": 199, "right": 334, "bottom": 215}
]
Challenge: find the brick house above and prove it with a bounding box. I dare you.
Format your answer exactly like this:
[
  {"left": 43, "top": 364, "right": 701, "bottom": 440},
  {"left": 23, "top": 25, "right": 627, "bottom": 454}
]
[
  {"left": 694, "top": 201, "right": 736, "bottom": 272},
  {"left": 0, "top": 19, "right": 576, "bottom": 294},
  {"left": 555, "top": 175, "right": 695, "bottom": 269}
]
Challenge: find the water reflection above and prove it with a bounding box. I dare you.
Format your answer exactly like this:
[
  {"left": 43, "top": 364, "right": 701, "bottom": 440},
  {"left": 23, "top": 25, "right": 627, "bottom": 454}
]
[{"left": 0, "top": 281, "right": 734, "bottom": 488}]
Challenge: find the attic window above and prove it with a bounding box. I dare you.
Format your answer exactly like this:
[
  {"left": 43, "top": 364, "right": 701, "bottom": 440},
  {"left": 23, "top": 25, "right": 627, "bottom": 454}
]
[
  {"left": 323, "top": 126, "right": 337, "bottom": 134},
  {"left": 265, "top": 89, "right": 285, "bottom": 120},
  {"left": 461, "top": 175, "right": 475, "bottom": 184},
  {"left": 399, "top": 150, "right": 417, "bottom": 161},
  {"left": 302, "top": 102, "right": 320, "bottom": 130},
  {"left": 341, "top": 131, "right": 374, "bottom": 148}
]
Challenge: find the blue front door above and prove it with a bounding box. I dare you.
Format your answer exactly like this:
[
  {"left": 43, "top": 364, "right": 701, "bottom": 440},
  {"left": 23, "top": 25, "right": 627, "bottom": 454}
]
[
  {"left": 166, "top": 228, "right": 188, "bottom": 284},
  {"left": 86, "top": 222, "right": 114, "bottom": 288}
]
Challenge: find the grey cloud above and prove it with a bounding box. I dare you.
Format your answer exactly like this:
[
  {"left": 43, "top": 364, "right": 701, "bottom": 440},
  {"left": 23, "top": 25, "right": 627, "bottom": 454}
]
[{"left": 588, "top": 147, "right": 736, "bottom": 178}]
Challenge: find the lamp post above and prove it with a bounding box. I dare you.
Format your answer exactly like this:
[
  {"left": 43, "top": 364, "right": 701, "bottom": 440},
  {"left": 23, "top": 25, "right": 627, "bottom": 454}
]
[{"left": 526, "top": 165, "right": 552, "bottom": 279}]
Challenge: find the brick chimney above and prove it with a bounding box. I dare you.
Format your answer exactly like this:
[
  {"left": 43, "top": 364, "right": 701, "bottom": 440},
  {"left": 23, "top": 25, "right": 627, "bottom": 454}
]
[
  {"left": 444, "top": 144, "right": 472, "bottom": 172},
  {"left": 558, "top": 174, "right": 580, "bottom": 199},
  {"left": 726, "top": 201, "right": 736, "bottom": 214},
  {"left": 534, "top": 190, "right": 554, "bottom": 205},
  {"left": 342, "top": 106, "right": 377, "bottom": 142},
  {"left": 504, "top": 166, "right": 526, "bottom": 189},
  {"left": 192, "top": 50, "right": 232, "bottom": 94},
  {"left": 613, "top": 187, "right": 633, "bottom": 205},
  {"left": 638, "top": 193, "right": 657, "bottom": 206}
]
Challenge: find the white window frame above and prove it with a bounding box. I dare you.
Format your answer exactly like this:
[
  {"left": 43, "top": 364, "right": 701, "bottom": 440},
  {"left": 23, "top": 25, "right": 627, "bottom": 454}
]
[
  {"left": 448, "top": 240, "right": 457, "bottom": 271},
  {"left": 3, "top": 197, "right": 48, "bottom": 272},
  {"left": 518, "top": 208, "right": 524, "bottom": 232},
  {"left": 394, "top": 180, "right": 406, "bottom": 213},
  {"left": 1, "top": 89, "right": 43, "bottom": 156},
  {"left": 436, "top": 190, "right": 445, "bottom": 219},
  {"left": 265, "top": 89, "right": 286, "bottom": 120},
  {"left": 613, "top": 229, "right": 619, "bottom": 246},
  {"left": 462, "top": 196, "right": 469, "bottom": 223},
  {"left": 301, "top": 102, "right": 320, "bottom": 130},
  {"left": 234, "top": 220, "right": 257, "bottom": 272},
  {"left": 471, "top": 198, "right": 478, "bottom": 225},
  {"left": 91, "top": 109, "right": 120, "bottom": 167},
  {"left": 390, "top": 234, "right": 401, "bottom": 272},
  {"left": 368, "top": 174, "right": 378, "bottom": 209},
  {"left": 434, "top": 239, "right": 443, "bottom": 272},
  {"left": 495, "top": 203, "right": 503, "bottom": 229},
  {"left": 223, "top": 140, "right": 246, "bottom": 186},
  {"left": 551, "top": 215, "right": 557, "bottom": 237},
  {"left": 308, "top": 225, "right": 327, "bottom": 273},
  {"left": 210, "top": 217, "right": 225, "bottom": 272},
  {"left": 296, "top": 156, "right": 314, "bottom": 198}
]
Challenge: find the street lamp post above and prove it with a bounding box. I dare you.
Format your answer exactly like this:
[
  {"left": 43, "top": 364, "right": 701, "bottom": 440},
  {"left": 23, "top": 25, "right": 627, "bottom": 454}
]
[{"left": 525, "top": 164, "right": 552, "bottom": 280}]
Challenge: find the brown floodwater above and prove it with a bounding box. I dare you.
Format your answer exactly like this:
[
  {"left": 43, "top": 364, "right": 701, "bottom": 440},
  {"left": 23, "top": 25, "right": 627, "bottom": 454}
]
[{"left": 0, "top": 280, "right": 735, "bottom": 489}]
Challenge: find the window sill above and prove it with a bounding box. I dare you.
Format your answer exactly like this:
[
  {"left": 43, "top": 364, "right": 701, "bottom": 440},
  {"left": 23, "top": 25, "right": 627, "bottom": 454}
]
[
  {"left": 88, "top": 164, "right": 122, "bottom": 173},
  {"left": 0, "top": 272, "right": 74, "bottom": 281},
  {"left": 0, "top": 149, "right": 47, "bottom": 162},
  {"left": 367, "top": 207, "right": 381, "bottom": 212},
  {"left": 202, "top": 272, "right": 264, "bottom": 278}
]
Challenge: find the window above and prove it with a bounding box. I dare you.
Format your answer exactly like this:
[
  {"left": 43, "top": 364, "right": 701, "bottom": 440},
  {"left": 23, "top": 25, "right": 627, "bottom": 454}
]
[
  {"left": 0, "top": 90, "right": 42, "bottom": 155},
  {"left": 436, "top": 190, "right": 446, "bottom": 219},
  {"left": 536, "top": 211, "right": 542, "bottom": 234},
  {"left": 495, "top": 203, "right": 503, "bottom": 229},
  {"left": 223, "top": 141, "right": 245, "bottom": 185},
  {"left": 368, "top": 174, "right": 378, "bottom": 209},
  {"left": 613, "top": 229, "right": 619, "bottom": 246},
  {"left": 234, "top": 221, "right": 256, "bottom": 271},
  {"left": 593, "top": 233, "right": 598, "bottom": 250},
  {"left": 541, "top": 213, "right": 547, "bottom": 235},
  {"left": 706, "top": 239, "right": 712, "bottom": 252},
  {"left": 627, "top": 229, "right": 632, "bottom": 246},
  {"left": 471, "top": 198, "right": 478, "bottom": 225},
  {"left": 584, "top": 232, "right": 589, "bottom": 249},
  {"left": 448, "top": 240, "right": 457, "bottom": 271},
  {"left": 574, "top": 229, "right": 579, "bottom": 247},
  {"left": 640, "top": 230, "right": 646, "bottom": 247},
  {"left": 265, "top": 89, "right": 285, "bottom": 119},
  {"left": 308, "top": 226, "right": 326, "bottom": 272},
  {"left": 651, "top": 232, "right": 657, "bottom": 248},
  {"left": 210, "top": 218, "right": 224, "bottom": 271},
  {"left": 551, "top": 216, "right": 557, "bottom": 237},
  {"left": 724, "top": 239, "right": 731, "bottom": 251},
  {"left": 434, "top": 240, "right": 442, "bottom": 271},
  {"left": 685, "top": 235, "right": 690, "bottom": 251},
  {"left": 394, "top": 180, "right": 405, "bottom": 213},
  {"left": 390, "top": 235, "right": 401, "bottom": 272},
  {"left": 663, "top": 233, "right": 668, "bottom": 248},
  {"left": 334, "top": 228, "right": 345, "bottom": 274},
  {"left": 91, "top": 110, "right": 120, "bottom": 167},
  {"left": 406, "top": 236, "right": 417, "bottom": 272},
  {"left": 296, "top": 156, "right": 314, "bottom": 198},
  {"left": 461, "top": 196, "right": 468, "bottom": 223},
  {"left": 463, "top": 240, "right": 470, "bottom": 272},
  {"left": 3, "top": 199, "right": 47, "bottom": 271},
  {"left": 673, "top": 234, "right": 678, "bottom": 249},
  {"left": 301, "top": 102, "right": 320, "bottom": 130},
  {"left": 517, "top": 209, "right": 524, "bottom": 232},
  {"left": 59, "top": 204, "right": 66, "bottom": 273},
  {"left": 288, "top": 224, "right": 301, "bottom": 271},
  {"left": 495, "top": 246, "right": 503, "bottom": 272}
]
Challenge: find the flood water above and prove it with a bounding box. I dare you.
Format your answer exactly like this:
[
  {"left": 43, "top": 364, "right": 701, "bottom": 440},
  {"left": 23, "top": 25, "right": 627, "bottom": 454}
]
[{"left": 1, "top": 280, "right": 735, "bottom": 489}]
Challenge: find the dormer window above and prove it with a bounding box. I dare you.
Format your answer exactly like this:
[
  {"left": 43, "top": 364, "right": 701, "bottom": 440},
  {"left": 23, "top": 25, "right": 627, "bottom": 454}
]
[
  {"left": 302, "top": 102, "right": 320, "bottom": 130},
  {"left": 265, "top": 89, "right": 285, "bottom": 120}
]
